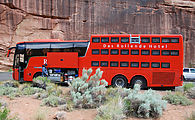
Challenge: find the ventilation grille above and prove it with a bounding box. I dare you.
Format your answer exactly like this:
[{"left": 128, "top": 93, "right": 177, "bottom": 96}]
[{"left": 152, "top": 72, "right": 175, "bottom": 85}]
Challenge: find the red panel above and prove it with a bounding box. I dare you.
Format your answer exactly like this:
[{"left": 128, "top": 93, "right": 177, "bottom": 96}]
[{"left": 47, "top": 52, "right": 78, "bottom": 68}]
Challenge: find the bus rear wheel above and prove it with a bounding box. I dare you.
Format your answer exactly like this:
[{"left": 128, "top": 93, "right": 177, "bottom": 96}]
[
  {"left": 131, "top": 76, "right": 147, "bottom": 89},
  {"left": 112, "top": 75, "right": 128, "bottom": 88}
]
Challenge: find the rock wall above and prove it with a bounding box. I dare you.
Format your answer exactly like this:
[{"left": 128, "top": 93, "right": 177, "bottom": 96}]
[{"left": 0, "top": 0, "right": 194, "bottom": 71}]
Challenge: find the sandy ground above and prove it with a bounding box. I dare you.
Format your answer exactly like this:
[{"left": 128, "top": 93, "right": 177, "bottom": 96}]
[{"left": 0, "top": 91, "right": 195, "bottom": 120}]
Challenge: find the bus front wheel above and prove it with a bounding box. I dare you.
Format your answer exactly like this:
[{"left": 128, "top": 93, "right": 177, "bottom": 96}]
[
  {"left": 131, "top": 76, "right": 147, "bottom": 89},
  {"left": 112, "top": 75, "right": 128, "bottom": 88}
]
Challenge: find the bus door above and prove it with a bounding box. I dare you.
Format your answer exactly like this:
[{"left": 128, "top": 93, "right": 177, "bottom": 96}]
[{"left": 14, "top": 53, "right": 25, "bottom": 81}]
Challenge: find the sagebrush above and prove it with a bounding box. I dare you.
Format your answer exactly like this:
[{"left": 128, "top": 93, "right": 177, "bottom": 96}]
[{"left": 70, "top": 68, "right": 108, "bottom": 108}]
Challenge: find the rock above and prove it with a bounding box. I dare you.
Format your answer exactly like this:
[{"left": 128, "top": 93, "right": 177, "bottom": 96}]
[
  {"left": 187, "top": 87, "right": 195, "bottom": 99},
  {"left": 0, "top": 0, "right": 194, "bottom": 71},
  {"left": 53, "top": 111, "right": 66, "bottom": 120}
]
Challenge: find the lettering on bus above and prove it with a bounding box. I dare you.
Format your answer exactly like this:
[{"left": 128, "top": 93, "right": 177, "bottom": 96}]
[{"left": 103, "top": 44, "right": 168, "bottom": 49}]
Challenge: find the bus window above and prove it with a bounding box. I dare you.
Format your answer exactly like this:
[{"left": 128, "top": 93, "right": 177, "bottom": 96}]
[
  {"left": 152, "top": 37, "right": 160, "bottom": 43},
  {"left": 120, "top": 62, "right": 129, "bottom": 67},
  {"left": 171, "top": 38, "right": 179, "bottom": 43},
  {"left": 141, "top": 62, "right": 149, "bottom": 68},
  {"left": 152, "top": 50, "right": 160, "bottom": 55},
  {"left": 101, "top": 61, "right": 108, "bottom": 67},
  {"left": 141, "top": 38, "right": 150, "bottom": 43},
  {"left": 151, "top": 62, "right": 160, "bottom": 68},
  {"left": 121, "top": 37, "right": 129, "bottom": 43},
  {"left": 101, "top": 37, "right": 109, "bottom": 43},
  {"left": 111, "top": 37, "right": 119, "bottom": 43},
  {"left": 111, "top": 49, "right": 119, "bottom": 55},
  {"left": 92, "top": 49, "right": 99, "bottom": 55},
  {"left": 130, "top": 62, "right": 139, "bottom": 67},
  {"left": 162, "top": 38, "right": 170, "bottom": 43},
  {"left": 101, "top": 49, "right": 109, "bottom": 55},
  {"left": 161, "top": 63, "right": 170, "bottom": 68},
  {"left": 121, "top": 49, "right": 129, "bottom": 55},
  {"left": 91, "top": 61, "right": 99, "bottom": 66},
  {"left": 131, "top": 50, "right": 139, "bottom": 55},
  {"left": 162, "top": 50, "right": 170, "bottom": 56},
  {"left": 92, "top": 37, "right": 100, "bottom": 43},
  {"left": 110, "top": 61, "right": 118, "bottom": 67},
  {"left": 171, "top": 50, "right": 179, "bottom": 56},
  {"left": 141, "top": 50, "right": 150, "bottom": 55}
]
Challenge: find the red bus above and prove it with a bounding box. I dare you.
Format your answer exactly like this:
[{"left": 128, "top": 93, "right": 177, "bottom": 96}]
[{"left": 7, "top": 34, "right": 183, "bottom": 88}]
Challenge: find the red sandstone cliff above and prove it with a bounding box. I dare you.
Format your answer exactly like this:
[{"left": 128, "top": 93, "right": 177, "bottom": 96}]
[{"left": 0, "top": 0, "right": 194, "bottom": 71}]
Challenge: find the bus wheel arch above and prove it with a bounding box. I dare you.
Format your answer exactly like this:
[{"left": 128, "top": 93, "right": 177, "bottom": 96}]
[
  {"left": 33, "top": 72, "right": 42, "bottom": 79},
  {"left": 111, "top": 74, "right": 128, "bottom": 87},
  {"left": 130, "top": 75, "right": 147, "bottom": 89}
]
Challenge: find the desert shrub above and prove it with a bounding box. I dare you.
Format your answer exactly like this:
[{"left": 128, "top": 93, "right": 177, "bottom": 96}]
[
  {"left": 33, "top": 76, "right": 50, "bottom": 89},
  {"left": 22, "top": 87, "right": 44, "bottom": 95},
  {"left": 3, "top": 81, "right": 19, "bottom": 88},
  {"left": 41, "top": 95, "right": 66, "bottom": 107},
  {"left": 0, "top": 86, "right": 21, "bottom": 99},
  {"left": 34, "top": 110, "right": 46, "bottom": 120},
  {"left": 186, "top": 111, "right": 195, "bottom": 120},
  {"left": 70, "top": 68, "right": 108, "bottom": 108},
  {"left": 0, "top": 107, "right": 9, "bottom": 120},
  {"left": 46, "top": 83, "right": 62, "bottom": 97},
  {"left": 124, "top": 84, "right": 167, "bottom": 118},
  {"left": 96, "top": 95, "right": 125, "bottom": 120},
  {"left": 183, "top": 83, "right": 194, "bottom": 92},
  {"left": 163, "top": 92, "right": 192, "bottom": 106}
]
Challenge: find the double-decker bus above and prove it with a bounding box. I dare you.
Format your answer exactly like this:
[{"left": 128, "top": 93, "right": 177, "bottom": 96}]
[{"left": 7, "top": 34, "right": 183, "bottom": 88}]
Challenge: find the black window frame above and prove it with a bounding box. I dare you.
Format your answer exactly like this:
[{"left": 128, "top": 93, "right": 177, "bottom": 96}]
[
  {"left": 92, "top": 37, "right": 100, "bottom": 43},
  {"left": 151, "top": 62, "right": 160, "bottom": 68},
  {"left": 152, "top": 37, "right": 160, "bottom": 43},
  {"left": 131, "top": 49, "right": 139, "bottom": 55},
  {"left": 161, "top": 50, "right": 170, "bottom": 56},
  {"left": 110, "top": 49, "right": 119, "bottom": 55},
  {"left": 161, "top": 62, "right": 170, "bottom": 68},
  {"left": 152, "top": 50, "right": 160, "bottom": 55},
  {"left": 121, "top": 37, "right": 129, "bottom": 43},
  {"left": 120, "top": 62, "right": 129, "bottom": 67},
  {"left": 111, "top": 37, "right": 119, "bottom": 43},
  {"left": 101, "top": 61, "right": 108, "bottom": 67},
  {"left": 92, "top": 49, "right": 100, "bottom": 55},
  {"left": 121, "top": 49, "right": 129, "bottom": 55},
  {"left": 91, "top": 61, "right": 99, "bottom": 66},
  {"left": 101, "top": 49, "right": 109, "bottom": 55},
  {"left": 141, "top": 37, "right": 150, "bottom": 43},
  {"left": 110, "top": 61, "right": 119, "bottom": 67},
  {"left": 141, "top": 50, "right": 150, "bottom": 55},
  {"left": 101, "top": 37, "right": 109, "bottom": 43},
  {"left": 130, "top": 62, "right": 139, "bottom": 68},
  {"left": 171, "top": 50, "right": 179, "bottom": 56},
  {"left": 141, "top": 62, "right": 150, "bottom": 68}
]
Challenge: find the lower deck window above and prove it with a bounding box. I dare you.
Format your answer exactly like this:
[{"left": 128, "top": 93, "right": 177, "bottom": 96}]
[
  {"left": 110, "top": 61, "right": 118, "bottom": 67},
  {"left": 161, "top": 63, "right": 170, "bottom": 68},
  {"left": 101, "top": 61, "right": 108, "bottom": 67},
  {"left": 141, "top": 62, "right": 149, "bottom": 68},
  {"left": 91, "top": 61, "right": 99, "bottom": 66},
  {"left": 131, "top": 62, "right": 139, "bottom": 67},
  {"left": 151, "top": 62, "right": 160, "bottom": 68},
  {"left": 120, "top": 62, "right": 129, "bottom": 67}
]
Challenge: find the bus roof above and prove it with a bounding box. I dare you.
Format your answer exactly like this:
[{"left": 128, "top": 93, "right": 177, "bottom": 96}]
[
  {"left": 17, "top": 39, "right": 89, "bottom": 44},
  {"left": 91, "top": 34, "right": 182, "bottom": 37}
]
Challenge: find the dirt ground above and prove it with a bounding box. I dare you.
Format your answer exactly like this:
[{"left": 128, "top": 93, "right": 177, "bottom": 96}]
[{"left": 1, "top": 91, "right": 195, "bottom": 120}]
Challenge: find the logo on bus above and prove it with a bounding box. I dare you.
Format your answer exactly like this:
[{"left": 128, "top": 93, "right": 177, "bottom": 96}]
[
  {"left": 103, "top": 44, "right": 168, "bottom": 49},
  {"left": 44, "top": 59, "right": 47, "bottom": 65}
]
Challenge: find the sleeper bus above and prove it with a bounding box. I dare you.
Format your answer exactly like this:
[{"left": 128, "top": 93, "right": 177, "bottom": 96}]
[{"left": 7, "top": 34, "right": 183, "bottom": 88}]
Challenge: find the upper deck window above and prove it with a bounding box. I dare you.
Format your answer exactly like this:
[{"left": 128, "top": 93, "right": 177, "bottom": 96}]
[
  {"left": 162, "top": 38, "right": 170, "bottom": 43},
  {"left": 101, "top": 37, "right": 109, "bottom": 43},
  {"left": 110, "top": 61, "right": 118, "bottom": 67},
  {"left": 171, "top": 38, "right": 179, "bottom": 43},
  {"left": 131, "top": 50, "right": 139, "bottom": 55},
  {"left": 152, "top": 37, "right": 160, "bottom": 43},
  {"left": 171, "top": 50, "right": 179, "bottom": 56},
  {"left": 141, "top": 37, "right": 150, "bottom": 43},
  {"left": 120, "top": 62, "right": 129, "bottom": 67},
  {"left": 92, "top": 37, "right": 100, "bottom": 43},
  {"left": 151, "top": 62, "right": 160, "bottom": 68},
  {"left": 92, "top": 49, "right": 99, "bottom": 55},
  {"left": 101, "top": 61, "right": 108, "bottom": 67},
  {"left": 141, "top": 62, "right": 149, "bottom": 68},
  {"left": 152, "top": 50, "right": 160, "bottom": 55},
  {"left": 130, "top": 37, "right": 140, "bottom": 43},
  {"left": 141, "top": 50, "right": 150, "bottom": 55},
  {"left": 111, "top": 37, "right": 119, "bottom": 43},
  {"left": 161, "top": 50, "right": 170, "bottom": 56},
  {"left": 131, "top": 62, "right": 139, "bottom": 67},
  {"left": 91, "top": 61, "right": 99, "bottom": 66},
  {"left": 121, "top": 37, "right": 129, "bottom": 43}
]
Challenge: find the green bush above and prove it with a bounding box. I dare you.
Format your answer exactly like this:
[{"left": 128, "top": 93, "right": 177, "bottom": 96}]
[
  {"left": 183, "top": 83, "right": 194, "bottom": 92},
  {"left": 0, "top": 107, "right": 9, "bottom": 120},
  {"left": 22, "top": 87, "right": 43, "bottom": 95},
  {"left": 41, "top": 95, "right": 66, "bottom": 107},
  {"left": 96, "top": 95, "right": 125, "bottom": 120},
  {"left": 163, "top": 92, "right": 192, "bottom": 106},
  {"left": 186, "top": 111, "right": 195, "bottom": 120},
  {"left": 124, "top": 84, "right": 167, "bottom": 118},
  {"left": 70, "top": 68, "right": 108, "bottom": 108}
]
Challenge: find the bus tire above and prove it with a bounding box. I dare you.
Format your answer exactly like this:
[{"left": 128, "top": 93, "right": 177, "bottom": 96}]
[
  {"left": 112, "top": 75, "right": 128, "bottom": 88},
  {"left": 131, "top": 76, "right": 147, "bottom": 89}
]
